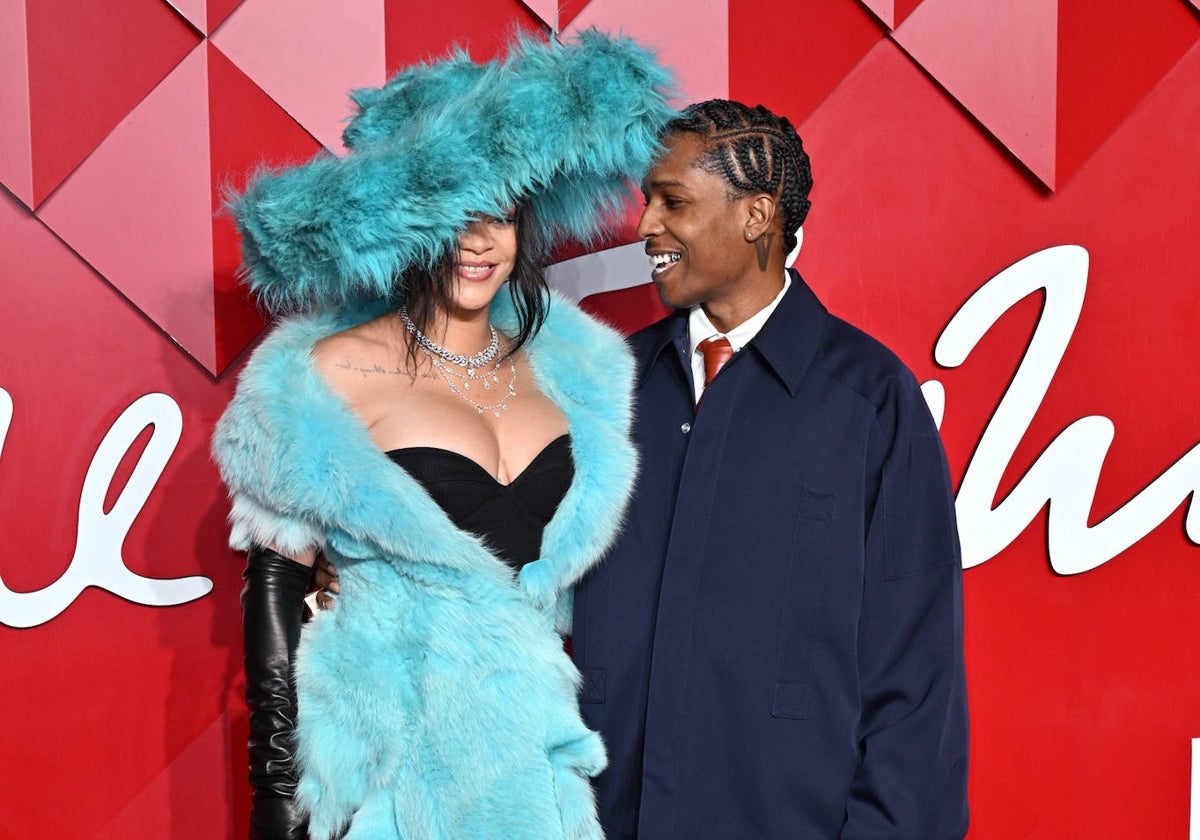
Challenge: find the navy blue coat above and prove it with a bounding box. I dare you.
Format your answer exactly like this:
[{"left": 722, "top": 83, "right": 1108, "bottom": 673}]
[{"left": 573, "top": 274, "right": 968, "bottom": 838}]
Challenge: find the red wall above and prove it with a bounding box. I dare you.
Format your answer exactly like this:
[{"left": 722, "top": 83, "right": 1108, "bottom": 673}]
[{"left": 2, "top": 1, "right": 1199, "bottom": 837}]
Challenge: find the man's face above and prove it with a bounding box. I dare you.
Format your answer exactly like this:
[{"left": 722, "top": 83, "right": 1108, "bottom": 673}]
[{"left": 637, "top": 133, "right": 755, "bottom": 311}]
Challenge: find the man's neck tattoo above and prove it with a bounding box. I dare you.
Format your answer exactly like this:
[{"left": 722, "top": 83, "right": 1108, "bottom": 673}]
[{"left": 755, "top": 232, "right": 775, "bottom": 272}]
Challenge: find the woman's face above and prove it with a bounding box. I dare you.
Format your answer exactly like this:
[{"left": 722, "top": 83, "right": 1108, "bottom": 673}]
[{"left": 450, "top": 210, "right": 518, "bottom": 316}]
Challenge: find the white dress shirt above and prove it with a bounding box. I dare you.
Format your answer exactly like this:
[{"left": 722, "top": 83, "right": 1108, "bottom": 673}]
[{"left": 687, "top": 272, "right": 792, "bottom": 403}]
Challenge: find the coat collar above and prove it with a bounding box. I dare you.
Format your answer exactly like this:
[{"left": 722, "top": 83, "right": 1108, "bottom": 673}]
[
  {"left": 750, "top": 269, "right": 829, "bottom": 397},
  {"left": 636, "top": 307, "right": 688, "bottom": 385},
  {"left": 215, "top": 290, "right": 637, "bottom": 613},
  {"left": 637, "top": 269, "right": 829, "bottom": 397}
]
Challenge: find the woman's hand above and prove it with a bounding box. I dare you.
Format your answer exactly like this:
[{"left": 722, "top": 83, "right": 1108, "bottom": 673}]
[{"left": 312, "top": 554, "right": 339, "bottom": 610}]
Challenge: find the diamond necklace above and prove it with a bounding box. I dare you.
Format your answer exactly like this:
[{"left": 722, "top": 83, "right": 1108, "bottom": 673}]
[
  {"left": 399, "top": 307, "right": 517, "bottom": 417},
  {"left": 399, "top": 307, "right": 499, "bottom": 373}
]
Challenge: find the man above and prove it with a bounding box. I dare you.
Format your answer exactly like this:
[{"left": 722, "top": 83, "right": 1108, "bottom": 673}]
[{"left": 571, "top": 100, "right": 969, "bottom": 838}]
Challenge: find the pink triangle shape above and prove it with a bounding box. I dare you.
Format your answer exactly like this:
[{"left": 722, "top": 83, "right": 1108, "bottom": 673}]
[
  {"left": 566, "top": 0, "right": 728, "bottom": 102},
  {"left": 166, "top": 0, "right": 245, "bottom": 34},
  {"left": 24, "top": 0, "right": 200, "bottom": 207},
  {"left": 893, "top": 0, "right": 1058, "bottom": 188},
  {"left": 166, "top": 0, "right": 207, "bottom": 32},
  {"left": 522, "top": 0, "right": 559, "bottom": 28},
  {"left": 0, "top": 1, "right": 33, "bottom": 208},
  {"left": 212, "top": 0, "right": 386, "bottom": 152},
  {"left": 860, "top": 0, "right": 896, "bottom": 29},
  {"left": 860, "top": 0, "right": 926, "bottom": 30},
  {"left": 36, "top": 44, "right": 219, "bottom": 371}
]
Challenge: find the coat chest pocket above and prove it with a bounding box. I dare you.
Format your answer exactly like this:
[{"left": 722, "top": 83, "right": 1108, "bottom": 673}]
[{"left": 771, "top": 486, "right": 837, "bottom": 720}]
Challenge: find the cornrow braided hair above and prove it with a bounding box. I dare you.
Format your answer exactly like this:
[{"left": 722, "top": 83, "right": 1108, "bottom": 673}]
[{"left": 667, "top": 99, "right": 813, "bottom": 255}]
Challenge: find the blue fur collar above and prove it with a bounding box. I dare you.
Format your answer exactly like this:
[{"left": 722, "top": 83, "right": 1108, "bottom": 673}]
[{"left": 214, "top": 291, "right": 636, "bottom": 624}]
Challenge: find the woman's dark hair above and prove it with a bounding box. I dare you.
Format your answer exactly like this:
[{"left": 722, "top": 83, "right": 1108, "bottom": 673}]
[
  {"left": 666, "top": 99, "right": 813, "bottom": 256},
  {"left": 399, "top": 201, "right": 549, "bottom": 368}
]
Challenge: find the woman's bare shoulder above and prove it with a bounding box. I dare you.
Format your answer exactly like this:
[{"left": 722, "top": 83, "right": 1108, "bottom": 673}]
[{"left": 311, "top": 315, "right": 410, "bottom": 397}]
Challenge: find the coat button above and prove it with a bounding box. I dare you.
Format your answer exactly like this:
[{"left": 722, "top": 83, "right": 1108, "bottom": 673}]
[{"left": 680, "top": 422, "right": 692, "bottom": 434}]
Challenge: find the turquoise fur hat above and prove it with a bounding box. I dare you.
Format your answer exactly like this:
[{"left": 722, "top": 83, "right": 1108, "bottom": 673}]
[{"left": 229, "top": 30, "right": 676, "bottom": 313}]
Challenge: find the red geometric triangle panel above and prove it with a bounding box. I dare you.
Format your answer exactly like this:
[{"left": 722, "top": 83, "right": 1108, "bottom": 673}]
[
  {"left": 385, "top": 0, "right": 547, "bottom": 72},
  {"left": 208, "top": 43, "right": 323, "bottom": 374},
  {"left": 894, "top": 0, "right": 1059, "bottom": 188},
  {"left": 894, "top": 0, "right": 1200, "bottom": 190},
  {"left": 36, "top": 44, "right": 221, "bottom": 372},
  {"left": 859, "top": 0, "right": 927, "bottom": 30},
  {"left": 1055, "top": 0, "right": 1200, "bottom": 188},
  {"left": 208, "top": 0, "right": 245, "bottom": 33},
  {"left": 92, "top": 714, "right": 235, "bottom": 839},
  {"left": 22, "top": 0, "right": 199, "bottom": 208},
  {"left": 557, "top": 0, "right": 593, "bottom": 30},
  {"left": 731, "top": 0, "right": 884, "bottom": 126},
  {"left": 35, "top": 42, "right": 320, "bottom": 376},
  {"left": 0, "top": 1, "right": 34, "bottom": 208},
  {"left": 213, "top": 0, "right": 386, "bottom": 152}
]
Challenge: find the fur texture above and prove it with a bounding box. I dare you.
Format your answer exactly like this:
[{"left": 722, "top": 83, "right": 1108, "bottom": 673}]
[
  {"left": 213, "top": 294, "right": 637, "bottom": 839},
  {"left": 228, "top": 30, "right": 676, "bottom": 314}
]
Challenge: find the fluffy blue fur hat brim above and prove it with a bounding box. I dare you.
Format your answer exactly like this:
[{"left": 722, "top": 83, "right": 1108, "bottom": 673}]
[{"left": 229, "top": 30, "right": 676, "bottom": 314}]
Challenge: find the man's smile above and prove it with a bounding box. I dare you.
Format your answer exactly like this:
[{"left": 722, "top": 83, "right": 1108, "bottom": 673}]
[{"left": 647, "top": 251, "right": 682, "bottom": 277}]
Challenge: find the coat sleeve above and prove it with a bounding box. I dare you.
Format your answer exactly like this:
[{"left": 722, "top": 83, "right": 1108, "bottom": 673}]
[
  {"left": 842, "top": 376, "right": 969, "bottom": 840},
  {"left": 226, "top": 491, "right": 325, "bottom": 557},
  {"left": 211, "top": 359, "right": 326, "bottom": 559}
]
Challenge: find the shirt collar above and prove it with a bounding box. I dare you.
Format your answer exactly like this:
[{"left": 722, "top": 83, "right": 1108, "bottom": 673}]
[
  {"left": 686, "top": 272, "right": 791, "bottom": 359},
  {"left": 637, "top": 269, "right": 828, "bottom": 394}
]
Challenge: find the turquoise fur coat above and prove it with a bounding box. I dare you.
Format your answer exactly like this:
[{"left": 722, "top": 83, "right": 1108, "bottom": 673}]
[{"left": 213, "top": 293, "right": 637, "bottom": 840}]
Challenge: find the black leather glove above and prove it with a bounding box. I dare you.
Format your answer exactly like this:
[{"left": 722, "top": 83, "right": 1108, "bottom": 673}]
[{"left": 241, "top": 545, "right": 313, "bottom": 840}]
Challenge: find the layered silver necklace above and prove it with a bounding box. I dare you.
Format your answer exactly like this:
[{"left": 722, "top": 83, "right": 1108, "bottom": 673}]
[{"left": 399, "top": 307, "right": 517, "bottom": 417}]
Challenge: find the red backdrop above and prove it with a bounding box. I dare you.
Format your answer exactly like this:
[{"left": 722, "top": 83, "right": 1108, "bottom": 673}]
[{"left": 2, "top": 1, "right": 1199, "bottom": 837}]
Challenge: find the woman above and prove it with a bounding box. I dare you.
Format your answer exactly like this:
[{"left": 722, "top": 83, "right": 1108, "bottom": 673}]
[{"left": 213, "top": 33, "right": 674, "bottom": 840}]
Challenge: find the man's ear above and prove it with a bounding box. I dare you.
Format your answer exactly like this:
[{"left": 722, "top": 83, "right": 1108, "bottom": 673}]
[{"left": 744, "top": 193, "right": 778, "bottom": 241}]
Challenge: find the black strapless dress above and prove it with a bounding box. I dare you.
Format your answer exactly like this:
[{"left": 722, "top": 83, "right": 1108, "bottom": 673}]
[{"left": 385, "top": 434, "right": 574, "bottom": 570}]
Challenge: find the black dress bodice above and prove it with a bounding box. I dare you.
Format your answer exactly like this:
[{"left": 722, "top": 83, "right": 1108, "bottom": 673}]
[{"left": 385, "top": 434, "right": 574, "bottom": 570}]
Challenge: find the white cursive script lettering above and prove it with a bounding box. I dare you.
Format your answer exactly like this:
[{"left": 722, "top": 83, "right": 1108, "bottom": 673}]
[
  {"left": 0, "top": 390, "right": 213, "bottom": 628},
  {"left": 928, "top": 245, "right": 1200, "bottom": 573}
]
